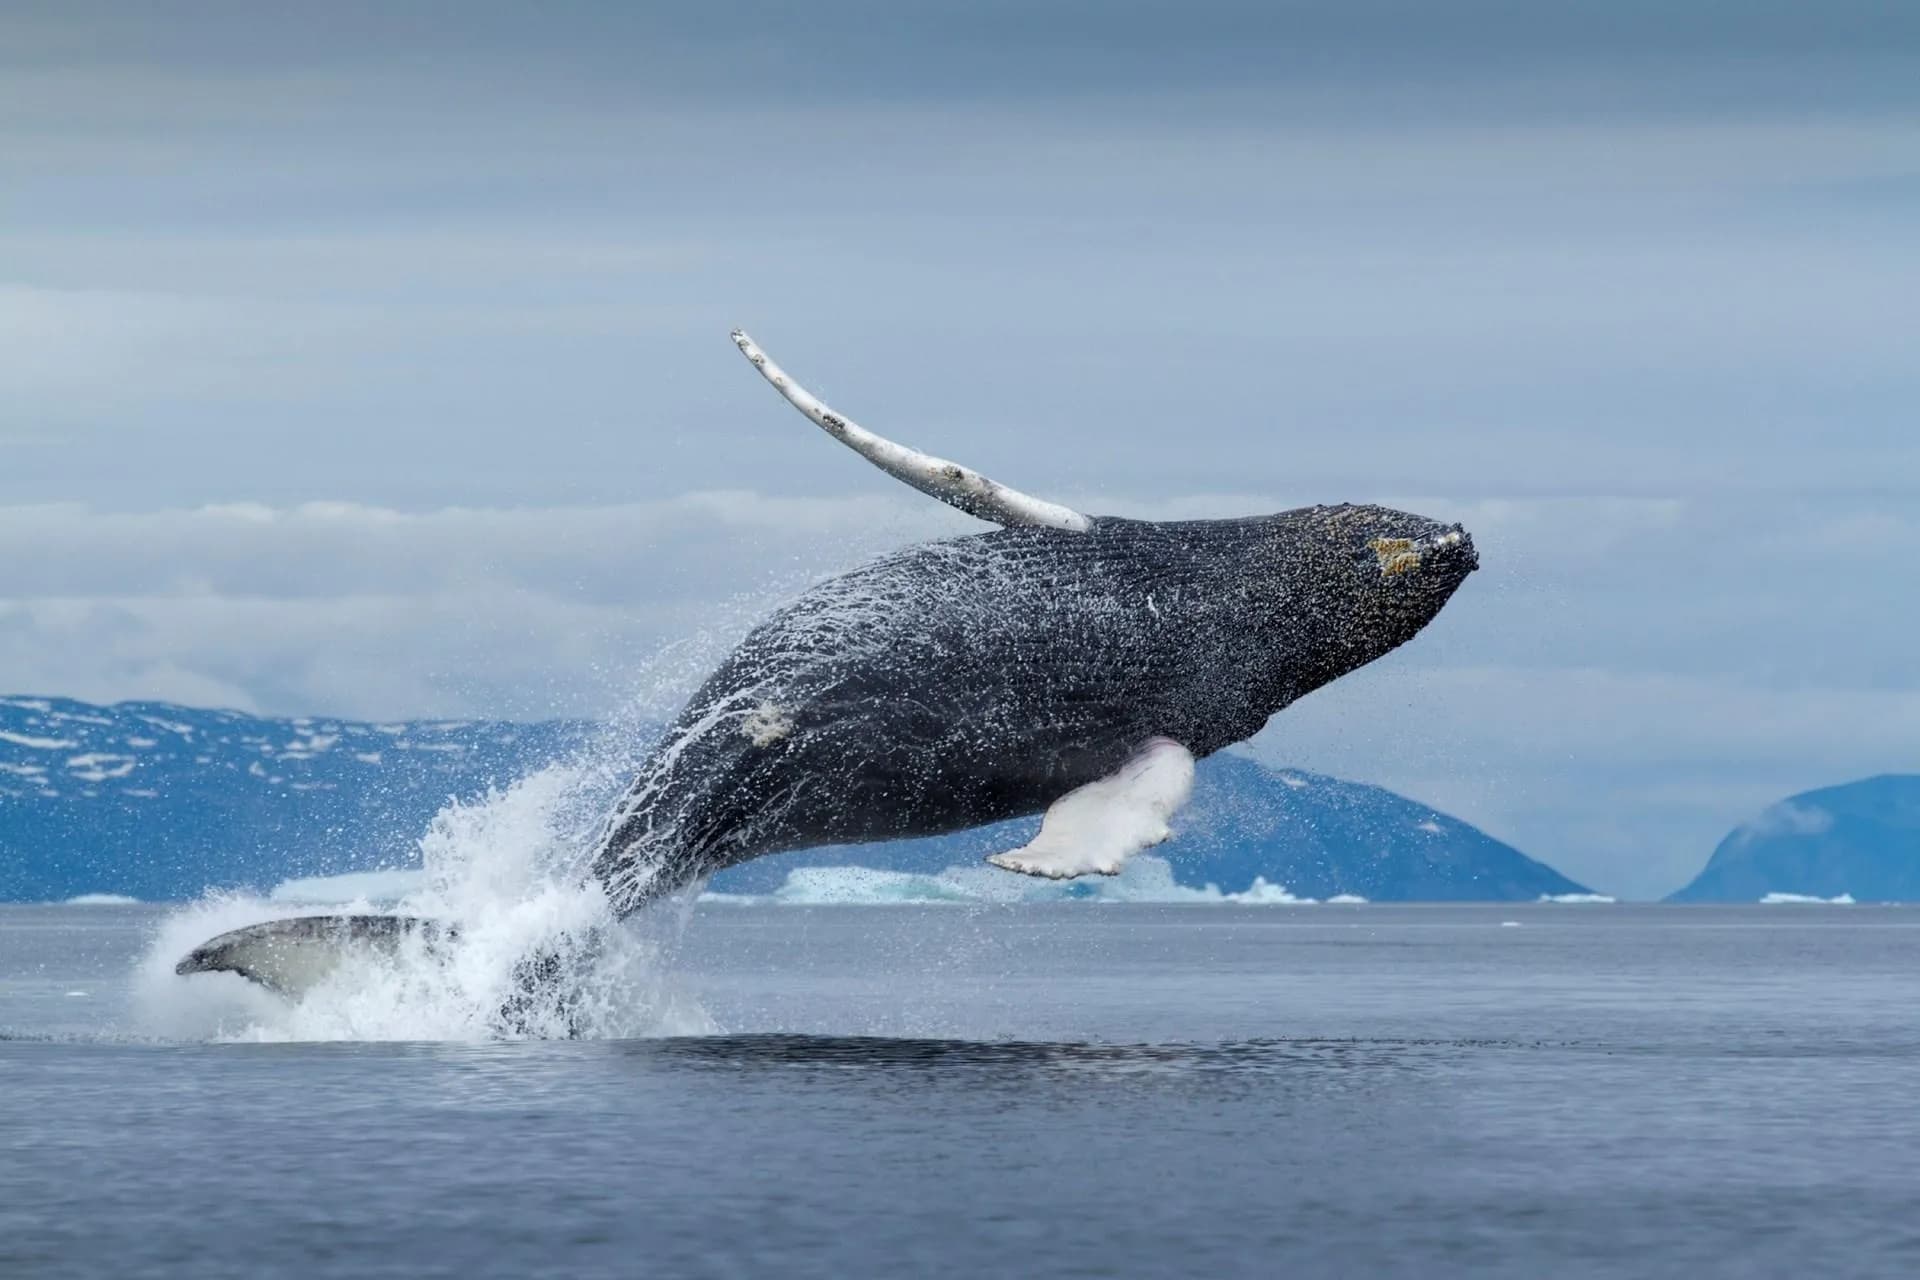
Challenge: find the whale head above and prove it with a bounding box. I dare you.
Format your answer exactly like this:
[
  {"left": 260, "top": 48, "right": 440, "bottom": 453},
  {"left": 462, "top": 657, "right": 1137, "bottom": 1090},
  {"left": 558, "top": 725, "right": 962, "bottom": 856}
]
[{"left": 1241, "top": 503, "right": 1478, "bottom": 695}]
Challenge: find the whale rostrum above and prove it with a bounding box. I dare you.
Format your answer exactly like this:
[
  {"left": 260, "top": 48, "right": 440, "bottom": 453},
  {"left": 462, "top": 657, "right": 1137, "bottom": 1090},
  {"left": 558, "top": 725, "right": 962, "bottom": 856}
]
[{"left": 730, "top": 330, "right": 1094, "bottom": 532}]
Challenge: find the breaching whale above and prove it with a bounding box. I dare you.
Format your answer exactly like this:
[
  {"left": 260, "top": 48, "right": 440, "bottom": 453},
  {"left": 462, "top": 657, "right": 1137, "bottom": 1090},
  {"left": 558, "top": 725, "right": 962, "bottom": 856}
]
[{"left": 178, "top": 332, "right": 1477, "bottom": 1004}]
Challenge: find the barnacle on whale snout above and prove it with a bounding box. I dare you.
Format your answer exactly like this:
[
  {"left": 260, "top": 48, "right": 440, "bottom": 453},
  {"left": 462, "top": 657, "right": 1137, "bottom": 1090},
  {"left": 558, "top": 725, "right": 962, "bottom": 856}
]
[
  {"left": 1368, "top": 536, "right": 1423, "bottom": 578},
  {"left": 1367, "top": 529, "right": 1471, "bottom": 579}
]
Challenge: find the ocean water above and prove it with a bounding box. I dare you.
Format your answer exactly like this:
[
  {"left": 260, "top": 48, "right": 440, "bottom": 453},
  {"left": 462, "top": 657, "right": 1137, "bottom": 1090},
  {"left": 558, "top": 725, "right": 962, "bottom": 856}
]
[{"left": 3, "top": 900, "right": 1917, "bottom": 1279}]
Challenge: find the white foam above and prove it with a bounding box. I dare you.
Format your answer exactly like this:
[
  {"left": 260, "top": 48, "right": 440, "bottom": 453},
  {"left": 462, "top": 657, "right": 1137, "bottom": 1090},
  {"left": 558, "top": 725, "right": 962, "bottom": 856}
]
[
  {"left": 735, "top": 856, "right": 1318, "bottom": 905},
  {"left": 139, "top": 765, "right": 716, "bottom": 1043},
  {"left": 65, "top": 893, "right": 141, "bottom": 905},
  {"left": 1759, "top": 892, "right": 1856, "bottom": 905},
  {"left": 1538, "top": 893, "right": 1617, "bottom": 904}
]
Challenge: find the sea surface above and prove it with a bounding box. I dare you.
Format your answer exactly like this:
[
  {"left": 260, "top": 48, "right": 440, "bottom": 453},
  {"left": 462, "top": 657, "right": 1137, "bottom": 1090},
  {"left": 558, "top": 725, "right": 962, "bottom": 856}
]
[{"left": 3, "top": 901, "right": 1916, "bottom": 1278}]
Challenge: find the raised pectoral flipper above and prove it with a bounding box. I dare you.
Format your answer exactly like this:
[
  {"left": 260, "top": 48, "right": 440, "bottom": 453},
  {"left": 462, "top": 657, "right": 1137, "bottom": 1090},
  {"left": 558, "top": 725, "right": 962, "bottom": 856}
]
[{"left": 987, "top": 738, "right": 1195, "bottom": 879}]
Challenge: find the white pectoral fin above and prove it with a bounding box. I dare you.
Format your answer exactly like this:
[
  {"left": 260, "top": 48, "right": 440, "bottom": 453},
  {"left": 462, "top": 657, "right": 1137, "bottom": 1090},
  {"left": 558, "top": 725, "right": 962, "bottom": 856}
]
[
  {"left": 729, "top": 330, "right": 1093, "bottom": 532},
  {"left": 175, "top": 915, "right": 450, "bottom": 998},
  {"left": 987, "top": 738, "right": 1196, "bottom": 879}
]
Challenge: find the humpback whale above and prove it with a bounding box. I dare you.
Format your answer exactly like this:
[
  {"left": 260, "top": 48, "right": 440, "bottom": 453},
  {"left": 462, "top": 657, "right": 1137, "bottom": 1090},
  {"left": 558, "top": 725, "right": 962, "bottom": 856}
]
[{"left": 179, "top": 332, "right": 1477, "bottom": 1005}]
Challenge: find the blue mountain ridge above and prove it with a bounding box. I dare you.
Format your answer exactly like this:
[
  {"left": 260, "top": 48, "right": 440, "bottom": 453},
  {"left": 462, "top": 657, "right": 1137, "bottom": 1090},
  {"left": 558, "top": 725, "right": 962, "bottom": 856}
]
[
  {"left": 1666, "top": 775, "right": 1920, "bottom": 904},
  {"left": 0, "top": 695, "right": 1589, "bottom": 903}
]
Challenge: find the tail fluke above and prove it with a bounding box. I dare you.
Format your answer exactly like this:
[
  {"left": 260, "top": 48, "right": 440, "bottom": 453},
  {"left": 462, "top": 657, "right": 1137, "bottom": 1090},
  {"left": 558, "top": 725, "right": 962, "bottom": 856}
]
[{"left": 175, "top": 915, "right": 452, "bottom": 999}]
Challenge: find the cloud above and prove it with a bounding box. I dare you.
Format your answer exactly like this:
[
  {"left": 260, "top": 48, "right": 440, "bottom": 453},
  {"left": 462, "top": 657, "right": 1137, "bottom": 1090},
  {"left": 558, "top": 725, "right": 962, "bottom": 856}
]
[
  {"left": 2, "top": 10, "right": 1915, "bottom": 510},
  {"left": 0, "top": 495, "right": 960, "bottom": 721},
  {"left": 1735, "top": 801, "right": 1835, "bottom": 843}
]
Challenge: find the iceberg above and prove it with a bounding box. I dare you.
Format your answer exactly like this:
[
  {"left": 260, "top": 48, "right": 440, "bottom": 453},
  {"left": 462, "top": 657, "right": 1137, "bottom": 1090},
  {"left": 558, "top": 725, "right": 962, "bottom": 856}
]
[{"left": 725, "top": 856, "right": 1319, "bottom": 906}]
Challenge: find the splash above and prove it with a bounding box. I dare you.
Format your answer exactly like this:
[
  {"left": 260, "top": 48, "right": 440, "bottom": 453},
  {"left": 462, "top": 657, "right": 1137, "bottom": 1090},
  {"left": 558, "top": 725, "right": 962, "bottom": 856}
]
[
  {"left": 136, "top": 765, "right": 717, "bottom": 1043},
  {"left": 132, "top": 571, "right": 867, "bottom": 1045}
]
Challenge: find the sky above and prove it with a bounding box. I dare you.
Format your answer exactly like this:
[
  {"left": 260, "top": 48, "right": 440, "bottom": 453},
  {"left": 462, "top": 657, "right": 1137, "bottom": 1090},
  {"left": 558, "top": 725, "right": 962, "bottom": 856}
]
[{"left": 3, "top": 1, "right": 1917, "bottom": 898}]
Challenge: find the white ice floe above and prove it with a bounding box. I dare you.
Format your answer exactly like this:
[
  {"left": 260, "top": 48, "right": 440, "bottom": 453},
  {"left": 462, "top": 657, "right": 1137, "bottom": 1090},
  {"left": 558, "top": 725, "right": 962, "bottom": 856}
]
[
  {"left": 1538, "top": 893, "right": 1617, "bottom": 904},
  {"left": 728, "top": 856, "right": 1319, "bottom": 906},
  {"left": 65, "top": 893, "right": 142, "bottom": 905},
  {"left": 1759, "top": 892, "right": 1856, "bottom": 905}
]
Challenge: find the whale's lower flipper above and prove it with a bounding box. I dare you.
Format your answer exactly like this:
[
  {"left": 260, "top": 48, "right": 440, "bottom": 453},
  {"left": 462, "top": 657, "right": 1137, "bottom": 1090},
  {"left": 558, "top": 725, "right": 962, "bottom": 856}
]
[
  {"left": 987, "top": 738, "right": 1195, "bottom": 879},
  {"left": 175, "top": 915, "right": 452, "bottom": 998}
]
